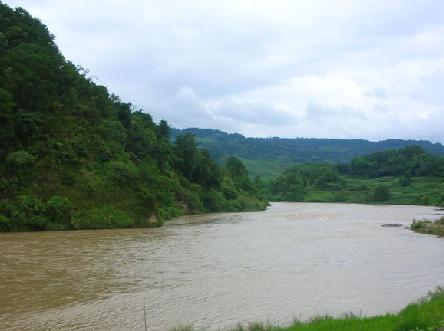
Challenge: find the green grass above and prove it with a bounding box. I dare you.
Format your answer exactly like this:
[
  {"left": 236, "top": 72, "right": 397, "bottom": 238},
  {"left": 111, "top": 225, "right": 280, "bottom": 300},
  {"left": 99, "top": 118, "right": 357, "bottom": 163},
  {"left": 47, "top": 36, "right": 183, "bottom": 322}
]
[
  {"left": 283, "top": 289, "right": 444, "bottom": 331},
  {"left": 173, "top": 288, "right": 444, "bottom": 331}
]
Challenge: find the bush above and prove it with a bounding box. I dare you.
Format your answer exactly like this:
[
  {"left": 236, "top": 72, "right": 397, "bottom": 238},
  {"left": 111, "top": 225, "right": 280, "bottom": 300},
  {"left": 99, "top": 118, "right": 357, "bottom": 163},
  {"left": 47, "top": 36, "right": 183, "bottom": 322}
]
[
  {"left": 373, "top": 185, "right": 390, "bottom": 202},
  {"left": 12, "top": 195, "right": 48, "bottom": 230},
  {"left": 5, "top": 150, "right": 36, "bottom": 181},
  {"left": 0, "top": 215, "right": 12, "bottom": 231},
  {"left": 183, "top": 191, "right": 203, "bottom": 213},
  {"left": 6, "top": 150, "right": 36, "bottom": 167},
  {"left": 221, "top": 176, "right": 238, "bottom": 200},
  {"left": 411, "top": 220, "right": 425, "bottom": 231},
  {"left": 107, "top": 161, "right": 138, "bottom": 184},
  {"left": 201, "top": 189, "right": 226, "bottom": 212},
  {"left": 159, "top": 206, "right": 183, "bottom": 220},
  {"left": 46, "top": 195, "right": 73, "bottom": 226},
  {"left": 71, "top": 207, "right": 134, "bottom": 229}
]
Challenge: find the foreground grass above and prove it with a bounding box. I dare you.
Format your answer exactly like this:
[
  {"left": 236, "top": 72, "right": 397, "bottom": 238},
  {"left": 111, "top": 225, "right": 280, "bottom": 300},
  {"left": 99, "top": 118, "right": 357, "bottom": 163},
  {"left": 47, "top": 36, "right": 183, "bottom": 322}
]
[
  {"left": 411, "top": 217, "right": 444, "bottom": 237},
  {"left": 173, "top": 289, "right": 444, "bottom": 331}
]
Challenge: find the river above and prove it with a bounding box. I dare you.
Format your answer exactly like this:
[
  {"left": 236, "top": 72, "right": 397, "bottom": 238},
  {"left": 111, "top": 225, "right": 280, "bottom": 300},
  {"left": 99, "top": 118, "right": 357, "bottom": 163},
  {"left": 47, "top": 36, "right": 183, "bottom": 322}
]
[{"left": 0, "top": 202, "right": 443, "bottom": 330}]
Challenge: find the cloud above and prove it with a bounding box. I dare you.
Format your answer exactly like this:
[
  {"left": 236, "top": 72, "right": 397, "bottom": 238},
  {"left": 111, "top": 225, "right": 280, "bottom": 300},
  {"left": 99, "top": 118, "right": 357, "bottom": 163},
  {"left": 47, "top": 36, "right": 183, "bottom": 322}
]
[{"left": 4, "top": 0, "right": 444, "bottom": 141}]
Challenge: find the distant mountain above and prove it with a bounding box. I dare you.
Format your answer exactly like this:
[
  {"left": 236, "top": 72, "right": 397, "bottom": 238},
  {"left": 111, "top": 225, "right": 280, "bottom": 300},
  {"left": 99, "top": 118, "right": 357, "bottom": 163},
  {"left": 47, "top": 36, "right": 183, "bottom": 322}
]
[{"left": 171, "top": 128, "right": 444, "bottom": 179}]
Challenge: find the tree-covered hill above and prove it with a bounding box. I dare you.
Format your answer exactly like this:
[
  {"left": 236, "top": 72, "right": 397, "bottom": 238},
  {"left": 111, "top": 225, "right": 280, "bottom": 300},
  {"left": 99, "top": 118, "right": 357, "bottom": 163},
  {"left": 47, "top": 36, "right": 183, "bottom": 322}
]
[
  {"left": 267, "top": 146, "right": 444, "bottom": 205},
  {"left": 0, "top": 4, "right": 267, "bottom": 232},
  {"left": 172, "top": 128, "right": 444, "bottom": 179}
]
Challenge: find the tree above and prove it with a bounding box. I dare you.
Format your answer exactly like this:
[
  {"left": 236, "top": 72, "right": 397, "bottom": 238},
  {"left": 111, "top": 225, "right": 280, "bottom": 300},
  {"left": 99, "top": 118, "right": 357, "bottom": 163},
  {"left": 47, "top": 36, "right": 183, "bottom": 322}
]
[
  {"left": 174, "top": 133, "right": 198, "bottom": 179},
  {"left": 0, "top": 88, "right": 15, "bottom": 156},
  {"left": 157, "top": 120, "right": 170, "bottom": 140},
  {"left": 225, "top": 157, "right": 248, "bottom": 178}
]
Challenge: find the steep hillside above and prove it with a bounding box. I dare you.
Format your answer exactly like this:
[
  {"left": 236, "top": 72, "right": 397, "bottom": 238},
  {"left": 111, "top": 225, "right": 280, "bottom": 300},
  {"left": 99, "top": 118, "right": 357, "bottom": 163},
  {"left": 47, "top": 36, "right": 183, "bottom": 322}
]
[{"left": 0, "top": 4, "right": 267, "bottom": 231}]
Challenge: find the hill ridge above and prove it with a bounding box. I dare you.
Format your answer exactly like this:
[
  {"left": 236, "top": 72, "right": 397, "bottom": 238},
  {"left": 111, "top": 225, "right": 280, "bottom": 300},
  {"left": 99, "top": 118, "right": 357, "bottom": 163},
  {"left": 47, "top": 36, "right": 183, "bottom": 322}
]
[{"left": 171, "top": 128, "right": 444, "bottom": 179}]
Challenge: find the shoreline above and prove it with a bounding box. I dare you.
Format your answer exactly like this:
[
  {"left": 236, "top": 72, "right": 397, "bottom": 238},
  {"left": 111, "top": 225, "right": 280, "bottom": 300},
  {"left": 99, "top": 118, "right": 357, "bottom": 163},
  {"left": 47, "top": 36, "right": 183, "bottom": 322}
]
[
  {"left": 174, "top": 288, "right": 444, "bottom": 331},
  {"left": 3, "top": 201, "right": 443, "bottom": 234}
]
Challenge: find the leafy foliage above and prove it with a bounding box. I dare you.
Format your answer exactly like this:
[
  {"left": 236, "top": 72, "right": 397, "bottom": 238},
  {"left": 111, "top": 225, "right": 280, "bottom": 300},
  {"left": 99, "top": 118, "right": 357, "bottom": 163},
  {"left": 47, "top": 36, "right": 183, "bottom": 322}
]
[
  {"left": 340, "top": 145, "right": 444, "bottom": 177},
  {"left": 0, "top": 4, "right": 267, "bottom": 231}
]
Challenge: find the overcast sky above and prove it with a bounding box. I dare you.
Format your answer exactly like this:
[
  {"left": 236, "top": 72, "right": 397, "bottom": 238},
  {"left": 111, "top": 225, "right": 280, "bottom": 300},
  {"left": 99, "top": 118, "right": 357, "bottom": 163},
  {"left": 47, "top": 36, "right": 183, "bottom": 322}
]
[{"left": 5, "top": 1, "right": 444, "bottom": 141}]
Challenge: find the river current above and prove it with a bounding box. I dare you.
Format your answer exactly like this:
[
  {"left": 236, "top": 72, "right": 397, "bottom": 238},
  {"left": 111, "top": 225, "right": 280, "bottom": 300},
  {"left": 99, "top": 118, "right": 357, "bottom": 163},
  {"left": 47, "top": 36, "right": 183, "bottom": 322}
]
[{"left": 1, "top": 202, "right": 443, "bottom": 330}]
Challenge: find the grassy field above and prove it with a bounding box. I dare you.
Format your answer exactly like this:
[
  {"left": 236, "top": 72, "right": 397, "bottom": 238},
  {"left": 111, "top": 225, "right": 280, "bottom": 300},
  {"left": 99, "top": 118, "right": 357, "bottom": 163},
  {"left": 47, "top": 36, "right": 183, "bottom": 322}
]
[
  {"left": 284, "top": 176, "right": 444, "bottom": 206},
  {"left": 174, "top": 289, "right": 444, "bottom": 331}
]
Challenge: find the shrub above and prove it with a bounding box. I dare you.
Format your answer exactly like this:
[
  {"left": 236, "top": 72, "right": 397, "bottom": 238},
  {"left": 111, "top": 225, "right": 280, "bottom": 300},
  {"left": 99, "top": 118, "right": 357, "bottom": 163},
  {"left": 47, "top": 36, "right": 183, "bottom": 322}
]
[
  {"left": 71, "top": 207, "right": 134, "bottom": 229},
  {"left": 373, "top": 185, "right": 390, "bottom": 202},
  {"left": 46, "top": 195, "right": 73, "bottom": 226},
  {"left": 201, "top": 189, "right": 226, "bottom": 212},
  {"left": 107, "top": 161, "right": 138, "bottom": 184},
  {"left": 13, "top": 195, "right": 48, "bottom": 230},
  {"left": 0, "top": 215, "right": 12, "bottom": 231},
  {"left": 6, "top": 150, "right": 36, "bottom": 167},
  {"left": 221, "top": 176, "right": 238, "bottom": 200}
]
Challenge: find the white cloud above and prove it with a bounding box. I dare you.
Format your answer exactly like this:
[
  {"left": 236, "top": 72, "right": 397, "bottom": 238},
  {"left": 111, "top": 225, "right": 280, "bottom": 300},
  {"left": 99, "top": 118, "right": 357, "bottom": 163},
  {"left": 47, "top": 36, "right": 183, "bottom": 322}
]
[{"left": 5, "top": 0, "right": 444, "bottom": 141}]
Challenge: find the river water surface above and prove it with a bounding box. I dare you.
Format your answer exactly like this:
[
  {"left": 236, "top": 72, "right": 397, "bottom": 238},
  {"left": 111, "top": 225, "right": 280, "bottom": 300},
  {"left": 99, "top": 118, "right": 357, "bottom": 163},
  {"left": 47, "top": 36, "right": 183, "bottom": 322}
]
[{"left": 1, "top": 202, "right": 443, "bottom": 330}]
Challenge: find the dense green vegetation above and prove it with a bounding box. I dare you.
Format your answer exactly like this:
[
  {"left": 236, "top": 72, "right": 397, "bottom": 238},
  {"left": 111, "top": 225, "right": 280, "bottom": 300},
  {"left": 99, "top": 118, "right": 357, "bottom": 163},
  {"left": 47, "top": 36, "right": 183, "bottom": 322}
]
[
  {"left": 266, "top": 147, "right": 444, "bottom": 206},
  {"left": 1, "top": 2, "right": 441, "bottom": 234},
  {"left": 173, "top": 288, "right": 444, "bottom": 331},
  {"left": 0, "top": 4, "right": 266, "bottom": 232},
  {"left": 339, "top": 145, "right": 444, "bottom": 178},
  {"left": 171, "top": 128, "right": 444, "bottom": 180}
]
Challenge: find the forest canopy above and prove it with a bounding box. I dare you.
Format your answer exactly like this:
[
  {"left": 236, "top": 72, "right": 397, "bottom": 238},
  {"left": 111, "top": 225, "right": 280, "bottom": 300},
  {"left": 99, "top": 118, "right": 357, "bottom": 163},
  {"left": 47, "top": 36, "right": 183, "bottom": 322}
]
[{"left": 0, "top": 4, "right": 267, "bottom": 232}]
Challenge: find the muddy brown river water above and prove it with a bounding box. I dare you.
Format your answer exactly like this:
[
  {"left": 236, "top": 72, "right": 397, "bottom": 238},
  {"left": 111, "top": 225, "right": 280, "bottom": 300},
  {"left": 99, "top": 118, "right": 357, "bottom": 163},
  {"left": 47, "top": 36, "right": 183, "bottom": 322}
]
[{"left": 0, "top": 202, "right": 443, "bottom": 330}]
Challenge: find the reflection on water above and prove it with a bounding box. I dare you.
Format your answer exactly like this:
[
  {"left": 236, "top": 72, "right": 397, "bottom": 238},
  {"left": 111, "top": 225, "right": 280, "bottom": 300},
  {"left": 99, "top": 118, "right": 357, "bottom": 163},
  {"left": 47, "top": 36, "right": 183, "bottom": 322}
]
[{"left": 0, "top": 202, "right": 443, "bottom": 330}]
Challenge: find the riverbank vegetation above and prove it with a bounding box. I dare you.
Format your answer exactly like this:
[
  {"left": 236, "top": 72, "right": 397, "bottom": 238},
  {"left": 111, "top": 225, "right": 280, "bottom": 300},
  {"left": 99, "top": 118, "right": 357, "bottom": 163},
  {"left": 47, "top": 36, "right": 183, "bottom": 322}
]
[
  {"left": 0, "top": 4, "right": 267, "bottom": 232},
  {"left": 411, "top": 217, "right": 444, "bottom": 237},
  {"left": 266, "top": 146, "right": 444, "bottom": 206},
  {"left": 174, "top": 288, "right": 444, "bottom": 331}
]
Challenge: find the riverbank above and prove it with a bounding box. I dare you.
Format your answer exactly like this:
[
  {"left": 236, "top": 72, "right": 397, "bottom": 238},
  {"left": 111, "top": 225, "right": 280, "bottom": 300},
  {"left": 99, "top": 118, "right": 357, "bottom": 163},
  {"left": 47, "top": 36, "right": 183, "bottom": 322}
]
[
  {"left": 0, "top": 199, "right": 268, "bottom": 233},
  {"left": 175, "top": 288, "right": 444, "bottom": 331},
  {"left": 267, "top": 176, "right": 444, "bottom": 207}
]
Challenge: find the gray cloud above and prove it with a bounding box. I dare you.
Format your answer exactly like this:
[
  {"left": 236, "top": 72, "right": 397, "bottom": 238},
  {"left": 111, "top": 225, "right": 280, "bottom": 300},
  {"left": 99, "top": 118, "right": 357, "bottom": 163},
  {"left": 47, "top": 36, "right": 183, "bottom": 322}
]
[{"left": 5, "top": 0, "right": 444, "bottom": 142}]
